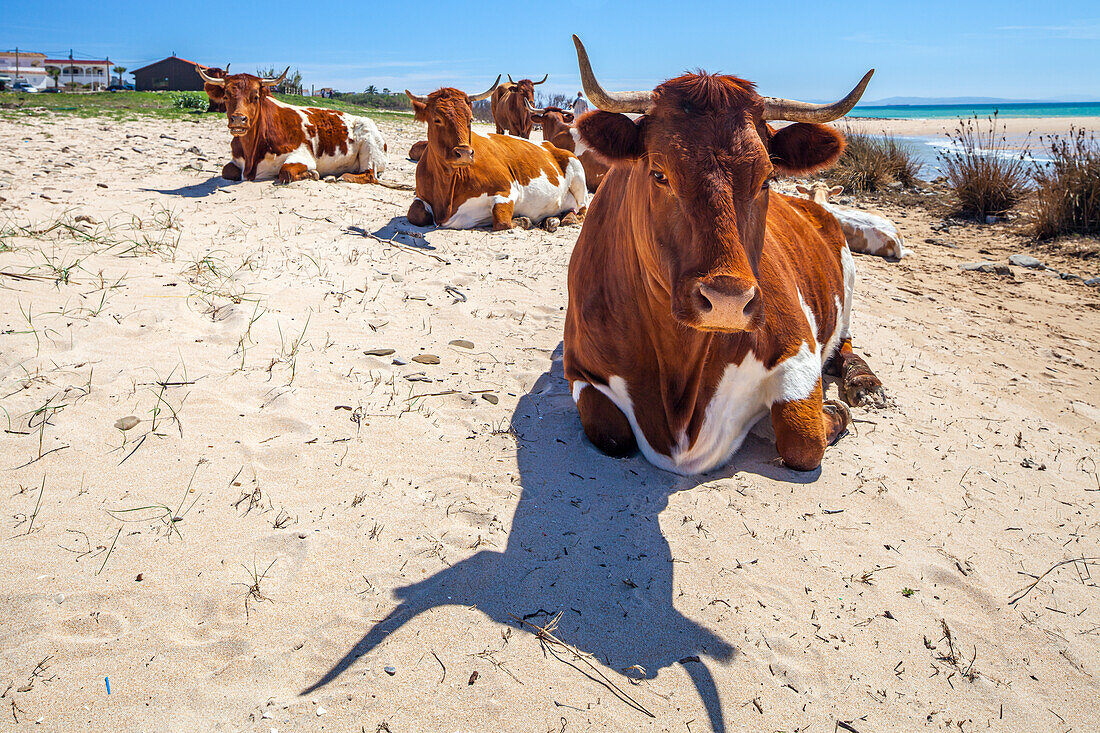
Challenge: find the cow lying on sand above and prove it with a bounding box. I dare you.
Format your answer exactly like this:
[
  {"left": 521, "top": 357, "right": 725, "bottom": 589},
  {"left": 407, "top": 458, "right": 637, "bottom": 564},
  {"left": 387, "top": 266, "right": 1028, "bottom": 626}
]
[
  {"left": 490, "top": 74, "right": 548, "bottom": 138},
  {"left": 198, "top": 67, "right": 390, "bottom": 185},
  {"left": 405, "top": 79, "right": 588, "bottom": 231},
  {"left": 565, "top": 36, "right": 884, "bottom": 475},
  {"left": 795, "top": 182, "right": 909, "bottom": 259},
  {"left": 527, "top": 103, "right": 609, "bottom": 192}
]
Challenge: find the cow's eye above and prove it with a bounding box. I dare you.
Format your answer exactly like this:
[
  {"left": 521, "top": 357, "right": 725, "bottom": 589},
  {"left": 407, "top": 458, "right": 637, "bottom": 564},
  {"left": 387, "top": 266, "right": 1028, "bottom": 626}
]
[
  {"left": 433, "top": 118, "right": 443, "bottom": 125},
  {"left": 651, "top": 170, "right": 668, "bottom": 185},
  {"left": 760, "top": 180, "right": 771, "bottom": 193}
]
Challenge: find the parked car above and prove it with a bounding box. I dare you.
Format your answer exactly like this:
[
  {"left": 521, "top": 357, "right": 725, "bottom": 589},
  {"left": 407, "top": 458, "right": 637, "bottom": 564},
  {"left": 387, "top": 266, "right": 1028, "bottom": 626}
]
[
  {"left": 12, "top": 81, "right": 38, "bottom": 93},
  {"left": 43, "top": 87, "right": 62, "bottom": 93},
  {"left": 107, "top": 83, "right": 134, "bottom": 92}
]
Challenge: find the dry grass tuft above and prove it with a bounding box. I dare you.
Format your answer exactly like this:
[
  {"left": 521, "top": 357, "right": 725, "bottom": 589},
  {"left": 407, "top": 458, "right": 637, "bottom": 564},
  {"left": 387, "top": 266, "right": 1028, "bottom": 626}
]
[
  {"left": 938, "top": 113, "right": 1029, "bottom": 219},
  {"left": 1032, "top": 128, "right": 1100, "bottom": 243},
  {"left": 829, "top": 130, "right": 922, "bottom": 192}
]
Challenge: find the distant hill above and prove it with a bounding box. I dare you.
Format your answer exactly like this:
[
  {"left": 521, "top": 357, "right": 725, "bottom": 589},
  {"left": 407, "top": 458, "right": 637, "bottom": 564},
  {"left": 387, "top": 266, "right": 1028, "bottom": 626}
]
[{"left": 862, "top": 95, "right": 1100, "bottom": 106}]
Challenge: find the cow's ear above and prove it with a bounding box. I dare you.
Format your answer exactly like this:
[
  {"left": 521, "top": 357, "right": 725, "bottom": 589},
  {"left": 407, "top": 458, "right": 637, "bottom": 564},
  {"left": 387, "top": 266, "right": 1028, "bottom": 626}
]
[
  {"left": 829, "top": 185, "right": 844, "bottom": 196},
  {"left": 530, "top": 112, "right": 546, "bottom": 125},
  {"left": 794, "top": 184, "right": 811, "bottom": 196},
  {"left": 576, "top": 111, "right": 646, "bottom": 162},
  {"left": 562, "top": 112, "right": 575, "bottom": 124},
  {"left": 406, "top": 91, "right": 429, "bottom": 122},
  {"left": 205, "top": 84, "right": 225, "bottom": 103},
  {"left": 768, "top": 123, "right": 845, "bottom": 176}
]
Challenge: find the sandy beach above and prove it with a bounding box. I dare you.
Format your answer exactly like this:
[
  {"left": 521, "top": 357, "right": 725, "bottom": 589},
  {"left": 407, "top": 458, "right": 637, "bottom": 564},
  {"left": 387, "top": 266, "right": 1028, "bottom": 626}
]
[
  {"left": 1, "top": 111, "right": 1098, "bottom": 732},
  {"left": 844, "top": 115, "right": 1099, "bottom": 137}
]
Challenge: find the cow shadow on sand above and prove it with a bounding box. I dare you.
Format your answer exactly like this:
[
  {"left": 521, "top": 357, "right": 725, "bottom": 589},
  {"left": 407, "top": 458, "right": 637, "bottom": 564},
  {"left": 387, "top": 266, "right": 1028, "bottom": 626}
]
[
  {"left": 145, "top": 174, "right": 235, "bottom": 198},
  {"left": 304, "top": 344, "right": 821, "bottom": 731}
]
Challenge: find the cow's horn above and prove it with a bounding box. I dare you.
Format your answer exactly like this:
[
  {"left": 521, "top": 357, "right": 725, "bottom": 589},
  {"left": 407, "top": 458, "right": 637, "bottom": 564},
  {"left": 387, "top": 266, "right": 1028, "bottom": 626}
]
[
  {"left": 224, "top": 63, "right": 230, "bottom": 74},
  {"left": 507, "top": 74, "right": 514, "bottom": 83},
  {"left": 525, "top": 100, "right": 546, "bottom": 115},
  {"left": 468, "top": 75, "right": 501, "bottom": 102},
  {"left": 762, "top": 69, "right": 874, "bottom": 122},
  {"left": 573, "top": 35, "right": 652, "bottom": 114},
  {"left": 197, "top": 67, "right": 225, "bottom": 85},
  {"left": 405, "top": 89, "right": 428, "bottom": 105},
  {"left": 532, "top": 74, "right": 548, "bottom": 85},
  {"left": 261, "top": 66, "right": 290, "bottom": 87}
]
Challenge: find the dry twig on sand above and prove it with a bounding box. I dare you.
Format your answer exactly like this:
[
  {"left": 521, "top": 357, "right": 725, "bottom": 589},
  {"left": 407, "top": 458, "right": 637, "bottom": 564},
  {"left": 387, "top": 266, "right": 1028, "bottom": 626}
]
[
  {"left": 508, "top": 611, "right": 655, "bottom": 718},
  {"left": 1009, "top": 556, "right": 1100, "bottom": 605}
]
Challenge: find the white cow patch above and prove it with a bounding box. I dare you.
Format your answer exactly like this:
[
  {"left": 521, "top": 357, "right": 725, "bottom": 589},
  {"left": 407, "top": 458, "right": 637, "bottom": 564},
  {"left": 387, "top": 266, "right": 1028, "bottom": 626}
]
[{"left": 821, "top": 203, "right": 908, "bottom": 259}]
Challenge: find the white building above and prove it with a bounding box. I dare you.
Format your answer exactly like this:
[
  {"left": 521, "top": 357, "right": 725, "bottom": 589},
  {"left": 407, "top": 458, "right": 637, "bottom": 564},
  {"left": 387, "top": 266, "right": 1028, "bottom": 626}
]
[{"left": 0, "top": 51, "right": 113, "bottom": 91}]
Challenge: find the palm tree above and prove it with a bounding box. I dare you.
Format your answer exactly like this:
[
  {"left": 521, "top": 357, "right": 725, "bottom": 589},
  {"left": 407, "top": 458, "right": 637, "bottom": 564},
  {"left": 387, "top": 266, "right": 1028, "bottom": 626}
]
[
  {"left": 48, "top": 68, "right": 61, "bottom": 90},
  {"left": 365, "top": 84, "right": 378, "bottom": 95},
  {"left": 112, "top": 66, "right": 126, "bottom": 87}
]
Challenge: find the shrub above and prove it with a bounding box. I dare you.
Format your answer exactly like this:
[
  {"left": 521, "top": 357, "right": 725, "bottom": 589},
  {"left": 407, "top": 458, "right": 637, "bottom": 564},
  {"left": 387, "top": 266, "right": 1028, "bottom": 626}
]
[
  {"left": 938, "top": 113, "right": 1029, "bottom": 219},
  {"left": 169, "top": 92, "right": 208, "bottom": 112},
  {"left": 829, "top": 130, "right": 922, "bottom": 192},
  {"left": 1032, "top": 128, "right": 1100, "bottom": 241}
]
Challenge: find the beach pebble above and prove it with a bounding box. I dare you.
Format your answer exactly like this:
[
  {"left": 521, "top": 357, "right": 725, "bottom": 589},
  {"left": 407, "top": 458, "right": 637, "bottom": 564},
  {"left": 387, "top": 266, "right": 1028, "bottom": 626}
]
[
  {"left": 391, "top": 357, "right": 408, "bottom": 366},
  {"left": 114, "top": 416, "right": 141, "bottom": 431},
  {"left": 54, "top": 593, "right": 65, "bottom": 604},
  {"left": 384, "top": 665, "right": 396, "bottom": 676},
  {"left": 924, "top": 238, "right": 957, "bottom": 248},
  {"left": 960, "top": 262, "right": 1011, "bottom": 275},
  {"left": 315, "top": 706, "right": 326, "bottom": 716},
  {"left": 412, "top": 354, "right": 440, "bottom": 365},
  {"left": 364, "top": 348, "right": 395, "bottom": 356},
  {"left": 1085, "top": 277, "right": 1100, "bottom": 287},
  {"left": 74, "top": 214, "right": 97, "bottom": 224},
  {"left": 186, "top": 145, "right": 202, "bottom": 154},
  {"left": 262, "top": 711, "right": 273, "bottom": 720},
  {"left": 1060, "top": 272, "right": 1082, "bottom": 281},
  {"left": 481, "top": 393, "right": 499, "bottom": 405},
  {"left": 1009, "top": 254, "right": 1043, "bottom": 269},
  {"left": 449, "top": 339, "right": 474, "bottom": 349}
]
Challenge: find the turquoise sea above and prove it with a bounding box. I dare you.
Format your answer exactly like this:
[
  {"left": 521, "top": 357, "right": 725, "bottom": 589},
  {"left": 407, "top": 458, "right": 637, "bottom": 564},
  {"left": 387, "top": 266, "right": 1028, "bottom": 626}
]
[{"left": 849, "top": 102, "right": 1100, "bottom": 119}]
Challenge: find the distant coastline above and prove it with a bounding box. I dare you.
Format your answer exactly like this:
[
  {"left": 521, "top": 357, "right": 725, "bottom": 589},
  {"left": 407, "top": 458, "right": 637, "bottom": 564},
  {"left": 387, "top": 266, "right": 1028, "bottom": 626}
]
[{"left": 849, "top": 101, "right": 1100, "bottom": 119}]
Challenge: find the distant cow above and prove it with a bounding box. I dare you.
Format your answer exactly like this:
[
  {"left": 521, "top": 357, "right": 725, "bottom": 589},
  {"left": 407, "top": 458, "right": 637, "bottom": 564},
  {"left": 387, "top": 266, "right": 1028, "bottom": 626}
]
[
  {"left": 527, "top": 103, "right": 608, "bottom": 192},
  {"left": 565, "top": 36, "right": 884, "bottom": 475},
  {"left": 490, "top": 74, "right": 548, "bottom": 138},
  {"left": 201, "top": 65, "right": 228, "bottom": 113},
  {"left": 795, "top": 183, "right": 909, "bottom": 259},
  {"left": 198, "top": 67, "right": 389, "bottom": 185},
  {"left": 408, "top": 140, "right": 427, "bottom": 162},
  {"left": 405, "top": 79, "right": 587, "bottom": 230}
]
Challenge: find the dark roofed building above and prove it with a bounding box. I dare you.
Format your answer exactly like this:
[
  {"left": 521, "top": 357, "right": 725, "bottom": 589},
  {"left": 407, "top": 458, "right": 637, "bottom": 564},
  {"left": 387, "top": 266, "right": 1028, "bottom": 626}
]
[{"left": 132, "top": 56, "right": 208, "bottom": 92}]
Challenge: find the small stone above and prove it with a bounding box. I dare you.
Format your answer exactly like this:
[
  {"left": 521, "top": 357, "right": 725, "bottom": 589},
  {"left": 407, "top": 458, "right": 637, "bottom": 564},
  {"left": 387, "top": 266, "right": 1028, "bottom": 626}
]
[
  {"left": 960, "top": 261, "right": 995, "bottom": 271},
  {"left": 449, "top": 339, "right": 474, "bottom": 349},
  {"left": 384, "top": 665, "right": 396, "bottom": 676},
  {"left": 391, "top": 357, "right": 408, "bottom": 366},
  {"left": 364, "top": 348, "right": 395, "bottom": 356},
  {"left": 97, "top": 183, "right": 108, "bottom": 189},
  {"left": 114, "top": 416, "right": 140, "bottom": 431},
  {"left": 1085, "top": 277, "right": 1100, "bottom": 287},
  {"left": 74, "top": 214, "right": 97, "bottom": 224},
  {"left": 135, "top": 573, "right": 143, "bottom": 581},
  {"left": 1008, "top": 254, "right": 1042, "bottom": 268},
  {"left": 924, "top": 238, "right": 957, "bottom": 248},
  {"left": 262, "top": 711, "right": 273, "bottom": 720},
  {"left": 298, "top": 532, "right": 307, "bottom": 539},
  {"left": 1060, "top": 272, "right": 1083, "bottom": 281},
  {"left": 54, "top": 593, "right": 65, "bottom": 604},
  {"left": 412, "top": 354, "right": 440, "bottom": 365},
  {"left": 315, "top": 706, "right": 326, "bottom": 716},
  {"left": 481, "top": 393, "right": 499, "bottom": 405},
  {"left": 186, "top": 145, "right": 202, "bottom": 155}
]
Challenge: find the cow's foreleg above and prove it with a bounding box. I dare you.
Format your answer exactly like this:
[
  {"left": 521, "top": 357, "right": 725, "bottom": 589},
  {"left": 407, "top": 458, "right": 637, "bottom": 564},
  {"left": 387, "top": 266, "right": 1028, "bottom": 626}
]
[
  {"left": 577, "top": 385, "right": 637, "bottom": 458},
  {"left": 278, "top": 163, "right": 319, "bottom": 184},
  {"left": 407, "top": 199, "right": 434, "bottom": 227},
  {"left": 340, "top": 170, "right": 378, "bottom": 184},
  {"left": 826, "top": 339, "right": 886, "bottom": 408},
  {"left": 771, "top": 380, "right": 849, "bottom": 471},
  {"left": 491, "top": 202, "right": 532, "bottom": 231},
  {"left": 221, "top": 162, "right": 242, "bottom": 181}
]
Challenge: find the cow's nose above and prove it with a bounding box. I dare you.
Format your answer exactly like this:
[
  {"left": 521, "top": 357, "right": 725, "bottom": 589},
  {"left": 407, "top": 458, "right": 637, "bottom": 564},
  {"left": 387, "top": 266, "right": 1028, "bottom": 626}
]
[
  {"left": 229, "top": 114, "right": 247, "bottom": 127},
  {"left": 692, "top": 276, "right": 762, "bottom": 331},
  {"left": 451, "top": 145, "right": 474, "bottom": 164}
]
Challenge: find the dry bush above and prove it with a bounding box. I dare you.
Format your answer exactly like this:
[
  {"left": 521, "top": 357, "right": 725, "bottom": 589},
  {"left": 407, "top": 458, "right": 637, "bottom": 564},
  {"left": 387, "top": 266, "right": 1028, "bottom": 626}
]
[
  {"left": 829, "top": 130, "right": 922, "bottom": 192},
  {"left": 1032, "top": 128, "right": 1100, "bottom": 242},
  {"left": 938, "top": 113, "right": 1029, "bottom": 219}
]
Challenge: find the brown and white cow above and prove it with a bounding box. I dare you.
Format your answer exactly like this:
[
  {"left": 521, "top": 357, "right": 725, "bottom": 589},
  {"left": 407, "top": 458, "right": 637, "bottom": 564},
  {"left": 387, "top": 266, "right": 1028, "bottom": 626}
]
[
  {"left": 198, "top": 67, "right": 389, "bottom": 185},
  {"left": 795, "top": 182, "right": 909, "bottom": 259},
  {"left": 404, "top": 79, "right": 587, "bottom": 231},
  {"left": 526, "top": 102, "right": 609, "bottom": 192},
  {"left": 564, "top": 36, "right": 884, "bottom": 475},
  {"left": 201, "top": 65, "right": 228, "bottom": 113},
  {"left": 490, "top": 74, "right": 548, "bottom": 138}
]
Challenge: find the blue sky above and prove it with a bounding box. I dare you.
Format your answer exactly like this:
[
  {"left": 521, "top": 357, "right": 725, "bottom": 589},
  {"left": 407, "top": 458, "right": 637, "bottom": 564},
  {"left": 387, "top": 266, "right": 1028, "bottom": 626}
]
[{"left": 3, "top": 1, "right": 1099, "bottom": 101}]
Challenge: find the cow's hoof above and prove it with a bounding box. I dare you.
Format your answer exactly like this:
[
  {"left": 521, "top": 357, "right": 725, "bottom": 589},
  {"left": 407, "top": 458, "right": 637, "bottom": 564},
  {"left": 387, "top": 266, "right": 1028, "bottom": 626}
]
[
  {"left": 843, "top": 374, "right": 886, "bottom": 409},
  {"left": 307, "top": 170, "right": 320, "bottom": 181},
  {"left": 510, "top": 217, "right": 533, "bottom": 230},
  {"left": 561, "top": 211, "right": 580, "bottom": 226},
  {"left": 542, "top": 217, "right": 560, "bottom": 233},
  {"left": 822, "top": 399, "right": 851, "bottom": 445}
]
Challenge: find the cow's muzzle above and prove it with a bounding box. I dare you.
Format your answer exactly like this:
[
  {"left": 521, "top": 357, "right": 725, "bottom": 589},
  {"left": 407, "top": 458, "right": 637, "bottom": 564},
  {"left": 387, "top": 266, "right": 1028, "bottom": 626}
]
[
  {"left": 683, "top": 276, "right": 764, "bottom": 332},
  {"left": 450, "top": 145, "right": 474, "bottom": 165},
  {"left": 228, "top": 114, "right": 249, "bottom": 136}
]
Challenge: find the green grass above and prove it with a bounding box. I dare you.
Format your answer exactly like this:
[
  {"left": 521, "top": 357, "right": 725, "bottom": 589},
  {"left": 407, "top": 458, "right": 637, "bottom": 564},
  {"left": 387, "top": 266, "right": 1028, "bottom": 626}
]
[{"left": 0, "top": 90, "right": 413, "bottom": 123}]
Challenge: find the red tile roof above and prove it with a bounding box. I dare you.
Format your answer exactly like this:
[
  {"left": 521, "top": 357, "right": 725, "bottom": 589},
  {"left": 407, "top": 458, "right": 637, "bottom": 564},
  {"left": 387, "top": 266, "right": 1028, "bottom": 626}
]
[{"left": 45, "top": 59, "right": 111, "bottom": 65}]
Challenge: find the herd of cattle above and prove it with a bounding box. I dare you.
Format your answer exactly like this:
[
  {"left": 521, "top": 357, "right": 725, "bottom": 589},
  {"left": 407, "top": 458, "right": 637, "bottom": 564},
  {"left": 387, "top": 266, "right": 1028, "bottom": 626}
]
[{"left": 196, "top": 36, "right": 893, "bottom": 474}]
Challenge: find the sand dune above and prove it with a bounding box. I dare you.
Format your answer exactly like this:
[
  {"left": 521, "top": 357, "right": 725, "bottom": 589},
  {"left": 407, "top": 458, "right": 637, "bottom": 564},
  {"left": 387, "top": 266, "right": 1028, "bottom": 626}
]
[{"left": 1, "top": 112, "right": 1098, "bottom": 731}]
